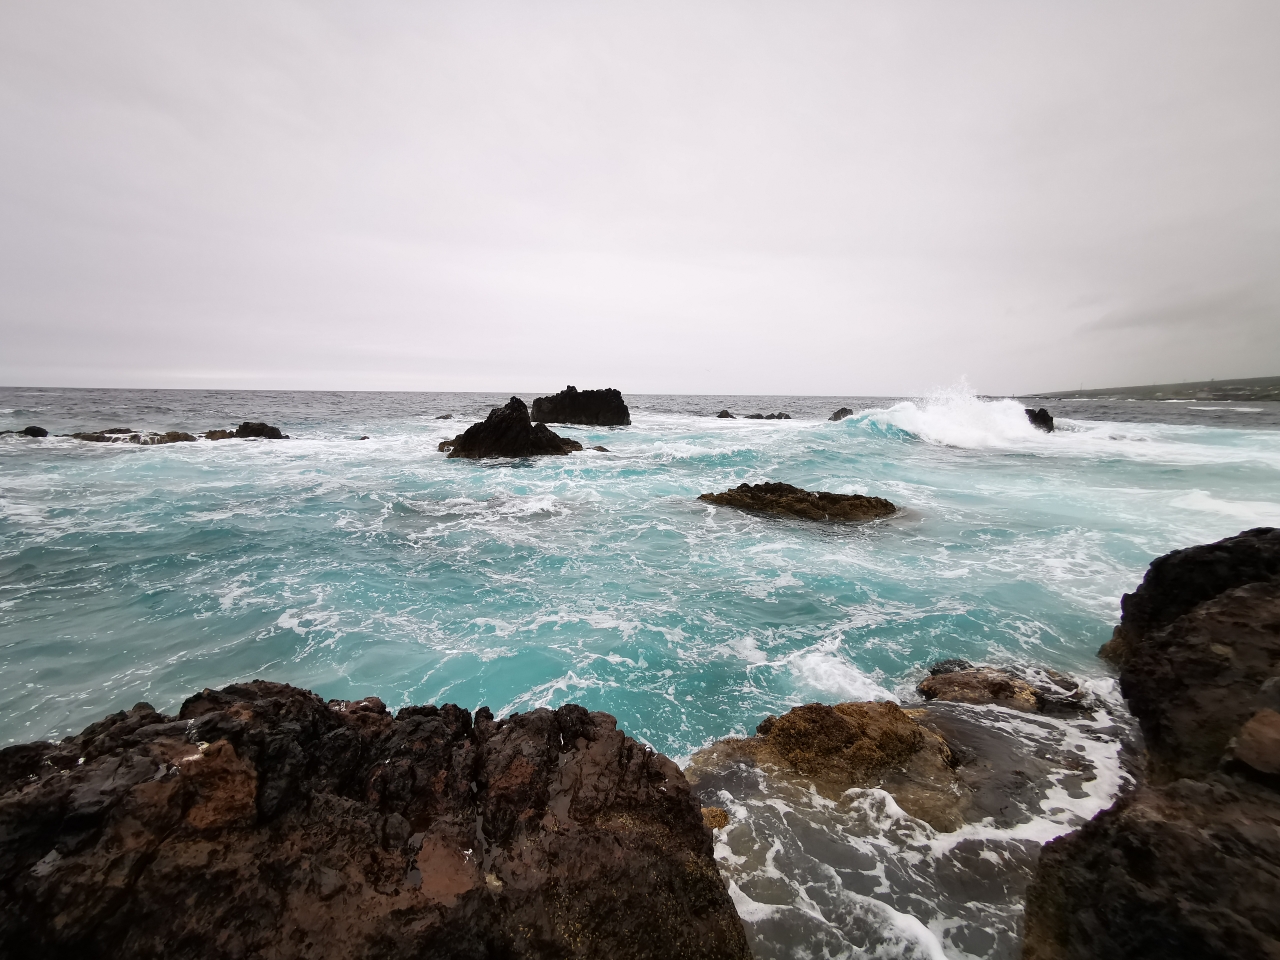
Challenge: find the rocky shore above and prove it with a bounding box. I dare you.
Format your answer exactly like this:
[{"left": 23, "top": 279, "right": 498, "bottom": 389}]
[
  {"left": 0, "top": 682, "right": 747, "bottom": 959},
  {"left": 1022, "top": 527, "right": 1280, "bottom": 959}
]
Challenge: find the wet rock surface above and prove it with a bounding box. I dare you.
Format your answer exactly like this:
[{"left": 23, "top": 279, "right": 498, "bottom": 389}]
[
  {"left": 1023, "top": 528, "right": 1280, "bottom": 960},
  {"left": 743, "top": 412, "right": 792, "bottom": 420},
  {"left": 699, "top": 482, "right": 896, "bottom": 522},
  {"left": 829, "top": 407, "right": 854, "bottom": 421},
  {"left": 530, "top": 386, "right": 631, "bottom": 426},
  {"left": 688, "top": 689, "right": 1132, "bottom": 960},
  {"left": 716, "top": 410, "right": 735, "bottom": 418},
  {"left": 442, "top": 397, "right": 583, "bottom": 459},
  {"left": 0, "top": 681, "right": 747, "bottom": 960},
  {"left": 0, "top": 426, "right": 48, "bottom": 438},
  {"left": 1024, "top": 408, "right": 1054, "bottom": 432},
  {"left": 917, "top": 661, "right": 1091, "bottom": 716}
]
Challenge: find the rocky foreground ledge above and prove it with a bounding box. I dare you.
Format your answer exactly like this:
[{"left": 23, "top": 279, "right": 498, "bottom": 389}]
[
  {"left": 1023, "top": 527, "right": 1280, "bottom": 960},
  {"left": 0, "top": 682, "right": 747, "bottom": 959}
]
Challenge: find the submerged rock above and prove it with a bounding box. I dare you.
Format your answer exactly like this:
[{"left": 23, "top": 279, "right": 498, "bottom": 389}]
[
  {"left": 1023, "top": 528, "right": 1280, "bottom": 960},
  {"left": 435, "top": 413, "right": 453, "bottom": 420},
  {"left": 1025, "top": 408, "right": 1054, "bottom": 432},
  {"left": 829, "top": 407, "right": 854, "bottom": 421},
  {"left": 71, "top": 429, "right": 197, "bottom": 444},
  {"left": 698, "top": 481, "right": 896, "bottom": 522},
  {"left": 0, "top": 681, "right": 748, "bottom": 960},
  {"left": 444, "top": 397, "right": 583, "bottom": 459},
  {"left": 530, "top": 386, "right": 631, "bottom": 426}
]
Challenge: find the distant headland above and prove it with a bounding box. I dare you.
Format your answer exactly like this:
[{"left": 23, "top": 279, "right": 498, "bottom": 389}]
[{"left": 1026, "top": 374, "right": 1280, "bottom": 402}]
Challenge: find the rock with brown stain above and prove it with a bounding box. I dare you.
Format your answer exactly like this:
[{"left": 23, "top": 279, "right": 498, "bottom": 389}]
[
  {"left": 0, "top": 682, "right": 747, "bottom": 960},
  {"left": 698, "top": 482, "right": 896, "bottom": 523},
  {"left": 688, "top": 701, "right": 968, "bottom": 830}
]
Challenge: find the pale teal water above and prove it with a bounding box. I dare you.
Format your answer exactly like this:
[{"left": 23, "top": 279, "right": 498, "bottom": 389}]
[{"left": 3, "top": 387, "right": 1280, "bottom": 759}]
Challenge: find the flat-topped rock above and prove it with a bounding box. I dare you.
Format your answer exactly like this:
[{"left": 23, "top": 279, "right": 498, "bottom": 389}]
[
  {"left": 443, "top": 397, "right": 583, "bottom": 459},
  {"left": 530, "top": 386, "right": 630, "bottom": 426},
  {"left": 699, "top": 481, "right": 896, "bottom": 522},
  {"left": 0, "top": 681, "right": 747, "bottom": 960}
]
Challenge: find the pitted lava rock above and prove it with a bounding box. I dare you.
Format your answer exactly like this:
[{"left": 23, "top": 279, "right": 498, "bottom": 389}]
[
  {"left": 0, "top": 681, "right": 747, "bottom": 959},
  {"left": 530, "top": 386, "right": 631, "bottom": 427},
  {"left": 699, "top": 482, "right": 895, "bottom": 522},
  {"left": 1022, "top": 529, "right": 1280, "bottom": 960},
  {"left": 443, "top": 397, "right": 583, "bottom": 459}
]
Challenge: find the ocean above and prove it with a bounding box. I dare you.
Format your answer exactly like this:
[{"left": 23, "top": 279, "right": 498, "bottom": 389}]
[{"left": 3, "top": 386, "right": 1279, "bottom": 958}]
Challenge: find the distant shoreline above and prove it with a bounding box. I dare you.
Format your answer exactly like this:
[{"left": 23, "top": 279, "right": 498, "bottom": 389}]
[{"left": 1024, "top": 375, "right": 1280, "bottom": 402}]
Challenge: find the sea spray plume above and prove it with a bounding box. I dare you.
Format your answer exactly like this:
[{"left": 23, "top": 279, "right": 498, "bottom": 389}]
[{"left": 866, "top": 382, "right": 1047, "bottom": 448}]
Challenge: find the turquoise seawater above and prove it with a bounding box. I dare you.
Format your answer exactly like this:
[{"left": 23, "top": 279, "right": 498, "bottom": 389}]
[{"left": 3, "top": 387, "right": 1279, "bottom": 757}]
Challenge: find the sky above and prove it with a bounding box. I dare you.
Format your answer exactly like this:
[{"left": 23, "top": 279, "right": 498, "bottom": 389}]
[{"left": 1, "top": 1, "right": 1278, "bottom": 396}]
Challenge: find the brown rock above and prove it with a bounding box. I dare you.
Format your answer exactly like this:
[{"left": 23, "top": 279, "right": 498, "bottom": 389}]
[
  {"left": 698, "top": 482, "right": 896, "bottom": 522},
  {"left": 688, "top": 701, "right": 967, "bottom": 830},
  {"left": 701, "top": 806, "right": 730, "bottom": 830},
  {"left": 0, "top": 682, "right": 748, "bottom": 959},
  {"left": 917, "top": 666, "right": 1039, "bottom": 712},
  {"left": 1234, "top": 708, "right": 1280, "bottom": 775}
]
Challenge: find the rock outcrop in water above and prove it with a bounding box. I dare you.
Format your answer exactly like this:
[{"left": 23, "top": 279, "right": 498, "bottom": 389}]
[
  {"left": 530, "top": 386, "right": 631, "bottom": 427},
  {"left": 699, "top": 482, "right": 896, "bottom": 522},
  {"left": 0, "top": 681, "right": 748, "bottom": 960},
  {"left": 0, "top": 426, "right": 48, "bottom": 438},
  {"left": 1024, "top": 408, "right": 1054, "bottom": 432},
  {"left": 743, "top": 412, "right": 792, "bottom": 420},
  {"left": 1022, "top": 527, "right": 1280, "bottom": 960},
  {"left": 829, "top": 407, "right": 854, "bottom": 421},
  {"left": 71, "top": 428, "right": 198, "bottom": 444},
  {"left": 440, "top": 398, "right": 583, "bottom": 459},
  {"left": 716, "top": 410, "right": 735, "bottom": 418}
]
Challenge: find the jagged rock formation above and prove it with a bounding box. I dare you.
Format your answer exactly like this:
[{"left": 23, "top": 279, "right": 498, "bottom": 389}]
[
  {"left": 715, "top": 410, "right": 734, "bottom": 418},
  {"left": 530, "top": 386, "right": 630, "bottom": 427},
  {"left": 230, "top": 421, "right": 288, "bottom": 439},
  {"left": 441, "top": 398, "right": 582, "bottom": 459},
  {"left": 829, "top": 407, "right": 854, "bottom": 421},
  {"left": 1022, "top": 527, "right": 1280, "bottom": 960},
  {"left": 698, "top": 482, "right": 896, "bottom": 522},
  {"left": 1025, "top": 408, "right": 1054, "bottom": 432},
  {"left": 0, "top": 681, "right": 748, "bottom": 960},
  {"left": 917, "top": 660, "right": 1090, "bottom": 716}
]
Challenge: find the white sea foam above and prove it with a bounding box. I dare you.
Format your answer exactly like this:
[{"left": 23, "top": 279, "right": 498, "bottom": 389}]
[{"left": 1171, "top": 490, "right": 1280, "bottom": 526}]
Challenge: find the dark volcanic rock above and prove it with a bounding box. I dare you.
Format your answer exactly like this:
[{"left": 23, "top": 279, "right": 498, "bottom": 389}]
[
  {"left": 716, "top": 410, "right": 735, "bottom": 418},
  {"left": 1025, "top": 408, "right": 1054, "bottom": 432},
  {"left": 1022, "top": 531, "right": 1280, "bottom": 960},
  {"left": 0, "top": 681, "right": 748, "bottom": 960},
  {"left": 435, "top": 413, "right": 453, "bottom": 420},
  {"left": 21, "top": 426, "right": 47, "bottom": 438},
  {"left": 829, "top": 407, "right": 854, "bottom": 421},
  {"left": 698, "top": 482, "right": 896, "bottom": 522},
  {"left": 1101, "top": 526, "right": 1280, "bottom": 665},
  {"left": 234, "top": 421, "right": 288, "bottom": 439},
  {"left": 530, "top": 386, "right": 631, "bottom": 427},
  {"left": 444, "top": 397, "right": 583, "bottom": 459},
  {"left": 743, "top": 413, "right": 792, "bottom": 420}
]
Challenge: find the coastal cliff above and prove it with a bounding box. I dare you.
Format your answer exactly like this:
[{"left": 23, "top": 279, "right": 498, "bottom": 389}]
[
  {"left": 1022, "top": 528, "right": 1280, "bottom": 960},
  {"left": 0, "top": 682, "right": 747, "bottom": 959}
]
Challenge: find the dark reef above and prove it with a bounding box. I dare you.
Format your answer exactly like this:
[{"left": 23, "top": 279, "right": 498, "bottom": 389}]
[
  {"left": 530, "top": 386, "right": 630, "bottom": 427},
  {"left": 1022, "top": 527, "right": 1280, "bottom": 960},
  {"left": 441, "top": 397, "right": 583, "bottom": 459},
  {"left": 699, "top": 482, "right": 896, "bottom": 522},
  {"left": 0, "top": 681, "right": 748, "bottom": 960}
]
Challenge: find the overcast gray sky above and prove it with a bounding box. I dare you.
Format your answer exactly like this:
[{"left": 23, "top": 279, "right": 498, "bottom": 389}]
[{"left": 2, "top": 1, "right": 1277, "bottom": 395}]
